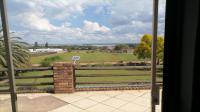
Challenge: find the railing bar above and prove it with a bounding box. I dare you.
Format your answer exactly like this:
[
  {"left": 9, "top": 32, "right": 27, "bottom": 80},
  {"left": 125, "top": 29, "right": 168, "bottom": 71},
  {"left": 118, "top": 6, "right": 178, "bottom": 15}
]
[
  {"left": 76, "top": 74, "right": 151, "bottom": 77},
  {"left": 0, "top": 77, "right": 8, "bottom": 80},
  {"left": 76, "top": 81, "right": 163, "bottom": 84},
  {"left": 0, "top": 67, "right": 53, "bottom": 72},
  {"left": 16, "top": 83, "right": 54, "bottom": 86},
  {"left": 0, "top": 75, "right": 53, "bottom": 80},
  {"left": 16, "top": 67, "right": 53, "bottom": 72},
  {"left": 0, "top": 89, "right": 9, "bottom": 92},
  {"left": 76, "top": 66, "right": 163, "bottom": 70},
  {"left": 15, "top": 75, "right": 53, "bottom": 79},
  {"left": 0, "top": 82, "right": 54, "bottom": 87},
  {"left": 0, "top": 84, "right": 9, "bottom": 87},
  {"left": 77, "top": 82, "right": 161, "bottom": 84}
]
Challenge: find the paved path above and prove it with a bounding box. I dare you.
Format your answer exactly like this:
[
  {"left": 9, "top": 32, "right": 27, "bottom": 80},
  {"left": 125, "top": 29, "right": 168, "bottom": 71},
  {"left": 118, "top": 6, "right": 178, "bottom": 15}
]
[{"left": 0, "top": 90, "right": 161, "bottom": 112}]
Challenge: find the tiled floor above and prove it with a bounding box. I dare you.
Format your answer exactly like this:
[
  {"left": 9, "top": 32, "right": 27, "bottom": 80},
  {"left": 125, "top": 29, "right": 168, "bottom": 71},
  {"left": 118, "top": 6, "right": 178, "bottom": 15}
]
[{"left": 0, "top": 90, "right": 162, "bottom": 112}]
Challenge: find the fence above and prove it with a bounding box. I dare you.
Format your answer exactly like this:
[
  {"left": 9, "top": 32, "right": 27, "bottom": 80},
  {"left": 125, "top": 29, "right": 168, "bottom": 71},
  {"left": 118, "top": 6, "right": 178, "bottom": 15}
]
[
  {"left": 0, "top": 67, "right": 54, "bottom": 93},
  {"left": 0, "top": 63, "right": 163, "bottom": 93},
  {"left": 75, "top": 66, "right": 163, "bottom": 91}
]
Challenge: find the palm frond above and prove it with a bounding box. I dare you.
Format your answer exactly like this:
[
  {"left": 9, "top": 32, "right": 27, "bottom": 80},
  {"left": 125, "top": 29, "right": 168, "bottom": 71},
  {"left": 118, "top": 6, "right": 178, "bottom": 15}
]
[{"left": 0, "top": 29, "right": 30, "bottom": 68}]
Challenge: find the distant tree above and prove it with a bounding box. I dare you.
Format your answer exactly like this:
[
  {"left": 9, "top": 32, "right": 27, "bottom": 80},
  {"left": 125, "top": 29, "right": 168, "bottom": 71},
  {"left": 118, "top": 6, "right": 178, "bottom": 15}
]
[
  {"left": 114, "top": 44, "right": 129, "bottom": 51},
  {"left": 87, "top": 46, "right": 98, "bottom": 50},
  {"left": 87, "top": 46, "right": 92, "bottom": 50},
  {"left": 45, "top": 42, "right": 48, "bottom": 48},
  {"left": 134, "top": 34, "right": 164, "bottom": 64},
  {"left": 67, "top": 47, "right": 72, "bottom": 52}
]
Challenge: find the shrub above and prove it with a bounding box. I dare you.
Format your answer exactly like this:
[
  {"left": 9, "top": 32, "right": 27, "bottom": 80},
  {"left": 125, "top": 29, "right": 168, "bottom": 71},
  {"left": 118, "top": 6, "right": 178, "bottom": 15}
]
[
  {"left": 40, "top": 60, "right": 51, "bottom": 67},
  {"left": 91, "top": 50, "right": 95, "bottom": 53},
  {"left": 40, "top": 56, "right": 62, "bottom": 67}
]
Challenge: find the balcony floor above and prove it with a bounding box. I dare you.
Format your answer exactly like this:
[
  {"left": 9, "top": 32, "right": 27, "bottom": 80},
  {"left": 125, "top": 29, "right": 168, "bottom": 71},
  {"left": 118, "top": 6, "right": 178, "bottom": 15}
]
[{"left": 0, "top": 90, "right": 161, "bottom": 112}]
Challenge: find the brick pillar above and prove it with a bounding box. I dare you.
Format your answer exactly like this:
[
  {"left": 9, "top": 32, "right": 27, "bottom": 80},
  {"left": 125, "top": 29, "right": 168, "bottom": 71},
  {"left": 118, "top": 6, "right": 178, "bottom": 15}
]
[{"left": 53, "top": 62, "right": 75, "bottom": 93}]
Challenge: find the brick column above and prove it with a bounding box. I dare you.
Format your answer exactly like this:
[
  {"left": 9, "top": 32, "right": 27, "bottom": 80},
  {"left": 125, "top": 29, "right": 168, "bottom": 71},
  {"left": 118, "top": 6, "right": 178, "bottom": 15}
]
[{"left": 53, "top": 62, "right": 75, "bottom": 93}]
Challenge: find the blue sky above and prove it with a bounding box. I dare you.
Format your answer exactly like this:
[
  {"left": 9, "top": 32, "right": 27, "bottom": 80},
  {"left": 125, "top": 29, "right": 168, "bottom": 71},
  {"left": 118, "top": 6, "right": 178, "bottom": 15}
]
[{"left": 2, "top": 0, "right": 166, "bottom": 44}]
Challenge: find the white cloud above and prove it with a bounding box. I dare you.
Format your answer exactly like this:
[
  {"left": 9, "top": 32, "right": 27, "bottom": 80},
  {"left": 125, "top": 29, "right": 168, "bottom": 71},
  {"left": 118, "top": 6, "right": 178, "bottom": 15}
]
[
  {"left": 8, "top": 0, "right": 166, "bottom": 44},
  {"left": 13, "top": 0, "right": 85, "bottom": 20},
  {"left": 16, "top": 12, "right": 57, "bottom": 31},
  {"left": 83, "top": 20, "right": 110, "bottom": 33},
  {"left": 108, "top": 0, "right": 166, "bottom": 39},
  {"left": 12, "top": 0, "right": 113, "bottom": 20}
]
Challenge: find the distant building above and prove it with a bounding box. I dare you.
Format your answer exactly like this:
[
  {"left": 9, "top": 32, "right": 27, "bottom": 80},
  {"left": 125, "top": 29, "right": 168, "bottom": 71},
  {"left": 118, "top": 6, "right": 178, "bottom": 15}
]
[
  {"left": 107, "top": 46, "right": 115, "bottom": 50},
  {"left": 29, "top": 48, "right": 64, "bottom": 53},
  {"left": 121, "top": 48, "right": 134, "bottom": 54},
  {"left": 111, "top": 48, "right": 134, "bottom": 54}
]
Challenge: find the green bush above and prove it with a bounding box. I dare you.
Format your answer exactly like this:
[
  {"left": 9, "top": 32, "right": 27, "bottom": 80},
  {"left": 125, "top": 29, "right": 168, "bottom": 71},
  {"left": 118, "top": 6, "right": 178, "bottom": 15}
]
[{"left": 40, "top": 56, "right": 62, "bottom": 67}]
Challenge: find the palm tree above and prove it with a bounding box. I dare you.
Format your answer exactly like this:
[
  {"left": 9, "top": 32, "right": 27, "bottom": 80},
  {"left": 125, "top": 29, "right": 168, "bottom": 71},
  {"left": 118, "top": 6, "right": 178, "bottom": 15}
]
[{"left": 0, "top": 29, "right": 30, "bottom": 68}]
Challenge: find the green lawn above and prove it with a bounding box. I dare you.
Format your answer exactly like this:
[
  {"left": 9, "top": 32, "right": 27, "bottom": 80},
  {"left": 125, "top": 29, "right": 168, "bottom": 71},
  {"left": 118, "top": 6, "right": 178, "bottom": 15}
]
[{"left": 30, "top": 52, "right": 142, "bottom": 64}]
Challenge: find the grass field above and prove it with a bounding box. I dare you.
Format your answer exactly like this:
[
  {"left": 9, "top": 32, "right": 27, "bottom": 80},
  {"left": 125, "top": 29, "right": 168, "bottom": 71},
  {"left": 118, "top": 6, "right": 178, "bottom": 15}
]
[{"left": 30, "top": 52, "right": 144, "bottom": 64}]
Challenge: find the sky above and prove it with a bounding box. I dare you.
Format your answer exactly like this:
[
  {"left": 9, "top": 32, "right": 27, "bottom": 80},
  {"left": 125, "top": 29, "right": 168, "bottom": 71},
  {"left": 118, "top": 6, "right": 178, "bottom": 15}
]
[{"left": 1, "top": 0, "right": 166, "bottom": 44}]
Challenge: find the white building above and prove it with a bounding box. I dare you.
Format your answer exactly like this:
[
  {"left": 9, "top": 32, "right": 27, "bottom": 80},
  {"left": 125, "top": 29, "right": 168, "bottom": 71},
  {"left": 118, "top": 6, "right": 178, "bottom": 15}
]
[{"left": 29, "top": 48, "right": 64, "bottom": 53}]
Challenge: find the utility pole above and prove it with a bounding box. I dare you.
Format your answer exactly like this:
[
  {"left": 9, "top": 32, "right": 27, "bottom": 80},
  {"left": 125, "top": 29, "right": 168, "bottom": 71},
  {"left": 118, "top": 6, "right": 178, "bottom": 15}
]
[
  {"left": 0, "top": 0, "right": 18, "bottom": 112},
  {"left": 151, "top": 0, "right": 159, "bottom": 112}
]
